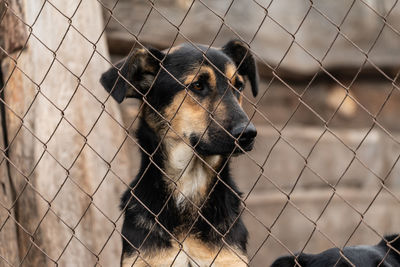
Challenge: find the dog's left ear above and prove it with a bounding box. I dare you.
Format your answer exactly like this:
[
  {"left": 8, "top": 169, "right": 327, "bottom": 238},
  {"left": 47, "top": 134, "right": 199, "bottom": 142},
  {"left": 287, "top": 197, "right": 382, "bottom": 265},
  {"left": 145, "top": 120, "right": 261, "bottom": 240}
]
[
  {"left": 222, "top": 40, "right": 259, "bottom": 97},
  {"left": 100, "top": 47, "right": 164, "bottom": 103}
]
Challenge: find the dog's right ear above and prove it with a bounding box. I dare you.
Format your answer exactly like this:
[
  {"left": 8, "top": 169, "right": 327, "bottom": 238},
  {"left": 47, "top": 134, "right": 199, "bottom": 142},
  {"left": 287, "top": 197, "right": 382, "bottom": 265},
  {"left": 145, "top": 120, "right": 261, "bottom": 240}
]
[
  {"left": 100, "top": 48, "right": 164, "bottom": 103},
  {"left": 222, "top": 40, "right": 259, "bottom": 97}
]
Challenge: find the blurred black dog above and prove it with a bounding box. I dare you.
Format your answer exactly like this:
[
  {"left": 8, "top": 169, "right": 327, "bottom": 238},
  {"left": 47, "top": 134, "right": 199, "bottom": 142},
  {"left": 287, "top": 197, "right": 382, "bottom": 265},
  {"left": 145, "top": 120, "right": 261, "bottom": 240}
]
[
  {"left": 100, "top": 40, "right": 258, "bottom": 266},
  {"left": 271, "top": 234, "right": 400, "bottom": 267}
]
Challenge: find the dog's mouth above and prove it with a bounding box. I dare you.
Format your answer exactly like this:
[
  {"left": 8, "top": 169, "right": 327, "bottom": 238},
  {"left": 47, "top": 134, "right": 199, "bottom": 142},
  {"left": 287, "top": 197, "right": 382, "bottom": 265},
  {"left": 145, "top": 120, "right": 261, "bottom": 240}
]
[
  {"left": 238, "top": 135, "right": 256, "bottom": 151},
  {"left": 238, "top": 138, "right": 255, "bottom": 152},
  {"left": 230, "top": 138, "right": 255, "bottom": 156},
  {"left": 189, "top": 134, "right": 255, "bottom": 157}
]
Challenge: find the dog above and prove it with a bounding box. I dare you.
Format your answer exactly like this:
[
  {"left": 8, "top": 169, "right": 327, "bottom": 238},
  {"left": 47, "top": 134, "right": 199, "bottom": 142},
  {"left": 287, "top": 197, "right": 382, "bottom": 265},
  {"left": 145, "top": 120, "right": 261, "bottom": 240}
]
[
  {"left": 270, "top": 234, "right": 400, "bottom": 267},
  {"left": 100, "top": 40, "right": 259, "bottom": 266}
]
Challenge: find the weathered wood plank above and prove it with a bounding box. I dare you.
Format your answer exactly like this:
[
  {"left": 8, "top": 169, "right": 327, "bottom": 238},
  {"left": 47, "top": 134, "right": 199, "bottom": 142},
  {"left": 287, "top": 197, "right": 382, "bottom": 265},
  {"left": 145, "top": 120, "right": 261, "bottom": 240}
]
[
  {"left": 0, "top": 82, "right": 19, "bottom": 267},
  {"left": 1, "top": 0, "right": 129, "bottom": 266},
  {"left": 0, "top": 0, "right": 25, "bottom": 265},
  {"left": 0, "top": 0, "right": 27, "bottom": 60}
]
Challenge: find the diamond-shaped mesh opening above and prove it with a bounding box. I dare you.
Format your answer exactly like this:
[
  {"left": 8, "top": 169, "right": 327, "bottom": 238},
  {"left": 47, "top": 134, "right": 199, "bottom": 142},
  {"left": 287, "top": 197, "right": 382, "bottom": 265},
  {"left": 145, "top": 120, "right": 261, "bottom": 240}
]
[
  {"left": 376, "top": 85, "right": 400, "bottom": 131},
  {"left": 339, "top": 1, "right": 386, "bottom": 52},
  {"left": 55, "top": 27, "right": 98, "bottom": 77},
  {"left": 0, "top": 214, "right": 19, "bottom": 265},
  {"left": 32, "top": 2, "right": 71, "bottom": 52},
  {"left": 12, "top": 35, "right": 54, "bottom": 86}
]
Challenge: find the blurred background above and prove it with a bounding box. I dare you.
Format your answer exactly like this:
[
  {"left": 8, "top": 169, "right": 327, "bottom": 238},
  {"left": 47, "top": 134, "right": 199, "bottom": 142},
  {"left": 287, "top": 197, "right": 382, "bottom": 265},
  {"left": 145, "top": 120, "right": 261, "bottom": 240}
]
[{"left": 1, "top": 0, "right": 400, "bottom": 266}]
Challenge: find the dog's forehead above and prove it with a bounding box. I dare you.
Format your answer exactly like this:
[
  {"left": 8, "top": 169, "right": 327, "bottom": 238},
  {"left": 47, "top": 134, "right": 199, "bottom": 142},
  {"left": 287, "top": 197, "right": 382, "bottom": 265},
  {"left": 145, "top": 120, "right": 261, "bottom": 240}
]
[{"left": 164, "top": 43, "right": 234, "bottom": 73}]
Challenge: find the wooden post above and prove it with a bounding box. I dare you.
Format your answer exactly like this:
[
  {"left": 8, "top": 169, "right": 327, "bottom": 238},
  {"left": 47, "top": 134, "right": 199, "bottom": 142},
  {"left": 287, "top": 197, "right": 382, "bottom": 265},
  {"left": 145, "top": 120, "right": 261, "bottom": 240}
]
[
  {"left": 1, "top": 0, "right": 129, "bottom": 266},
  {"left": 0, "top": 1, "right": 25, "bottom": 266},
  {"left": 0, "top": 0, "right": 26, "bottom": 60},
  {"left": 0, "top": 86, "right": 20, "bottom": 267}
]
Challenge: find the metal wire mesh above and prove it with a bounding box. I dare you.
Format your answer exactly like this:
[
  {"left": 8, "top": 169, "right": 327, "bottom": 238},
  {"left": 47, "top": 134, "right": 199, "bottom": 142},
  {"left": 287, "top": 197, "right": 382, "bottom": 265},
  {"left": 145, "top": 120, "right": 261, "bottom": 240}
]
[{"left": 0, "top": 0, "right": 400, "bottom": 266}]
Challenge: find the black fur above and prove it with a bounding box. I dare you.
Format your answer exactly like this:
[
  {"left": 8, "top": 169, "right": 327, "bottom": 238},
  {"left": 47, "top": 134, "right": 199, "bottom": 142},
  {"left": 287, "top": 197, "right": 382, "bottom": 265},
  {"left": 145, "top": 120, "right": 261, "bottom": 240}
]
[
  {"left": 120, "top": 122, "right": 248, "bottom": 254},
  {"left": 271, "top": 234, "right": 400, "bottom": 267},
  {"left": 101, "top": 40, "right": 259, "bottom": 265}
]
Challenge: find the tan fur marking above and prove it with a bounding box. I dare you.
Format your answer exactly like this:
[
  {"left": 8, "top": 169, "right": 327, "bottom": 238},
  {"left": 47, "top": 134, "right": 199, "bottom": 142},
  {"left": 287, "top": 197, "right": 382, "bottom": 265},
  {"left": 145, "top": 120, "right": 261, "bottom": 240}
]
[
  {"left": 167, "top": 45, "right": 183, "bottom": 54},
  {"left": 233, "top": 75, "right": 244, "bottom": 107},
  {"left": 225, "top": 63, "right": 244, "bottom": 86},
  {"left": 143, "top": 63, "right": 156, "bottom": 74},
  {"left": 225, "top": 63, "right": 244, "bottom": 90},
  {"left": 238, "top": 94, "right": 243, "bottom": 106},
  {"left": 184, "top": 66, "right": 217, "bottom": 89},
  {"left": 131, "top": 48, "right": 156, "bottom": 74},
  {"left": 225, "top": 63, "right": 244, "bottom": 105},
  {"left": 121, "top": 245, "right": 189, "bottom": 267},
  {"left": 184, "top": 237, "right": 248, "bottom": 266},
  {"left": 213, "top": 101, "right": 228, "bottom": 124},
  {"left": 163, "top": 91, "right": 208, "bottom": 141},
  {"left": 121, "top": 237, "right": 248, "bottom": 267},
  {"left": 136, "top": 48, "right": 146, "bottom": 54},
  {"left": 225, "top": 63, "right": 237, "bottom": 81},
  {"left": 236, "top": 75, "right": 244, "bottom": 85},
  {"left": 142, "top": 106, "right": 160, "bottom": 133},
  {"left": 142, "top": 57, "right": 157, "bottom": 74}
]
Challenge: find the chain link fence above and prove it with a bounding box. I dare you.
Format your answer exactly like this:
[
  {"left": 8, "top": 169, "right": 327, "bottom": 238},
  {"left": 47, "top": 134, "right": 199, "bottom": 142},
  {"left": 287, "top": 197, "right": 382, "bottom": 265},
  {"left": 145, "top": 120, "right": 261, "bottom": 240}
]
[{"left": 1, "top": 0, "right": 400, "bottom": 266}]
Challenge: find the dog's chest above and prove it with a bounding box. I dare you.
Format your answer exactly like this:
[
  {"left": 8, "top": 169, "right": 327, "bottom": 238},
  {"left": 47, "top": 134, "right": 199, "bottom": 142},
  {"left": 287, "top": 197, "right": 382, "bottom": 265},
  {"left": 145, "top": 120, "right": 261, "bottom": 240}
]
[
  {"left": 165, "top": 143, "right": 220, "bottom": 208},
  {"left": 122, "top": 237, "right": 248, "bottom": 267}
]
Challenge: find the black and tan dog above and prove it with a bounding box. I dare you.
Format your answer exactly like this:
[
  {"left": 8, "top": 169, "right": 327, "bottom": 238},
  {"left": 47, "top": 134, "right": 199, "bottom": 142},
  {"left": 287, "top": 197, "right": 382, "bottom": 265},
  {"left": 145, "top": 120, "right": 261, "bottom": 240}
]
[
  {"left": 271, "top": 234, "right": 400, "bottom": 267},
  {"left": 100, "top": 40, "right": 259, "bottom": 266}
]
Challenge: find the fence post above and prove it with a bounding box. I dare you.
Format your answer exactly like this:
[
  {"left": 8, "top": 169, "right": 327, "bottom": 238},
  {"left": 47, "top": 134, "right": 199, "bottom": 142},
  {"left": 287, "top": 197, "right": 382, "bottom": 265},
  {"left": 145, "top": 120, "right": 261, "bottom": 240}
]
[
  {"left": 1, "top": 0, "right": 129, "bottom": 266},
  {"left": 0, "top": 81, "right": 20, "bottom": 266},
  {"left": 0, "top": 1, "right": 25, "bottom": 266}
]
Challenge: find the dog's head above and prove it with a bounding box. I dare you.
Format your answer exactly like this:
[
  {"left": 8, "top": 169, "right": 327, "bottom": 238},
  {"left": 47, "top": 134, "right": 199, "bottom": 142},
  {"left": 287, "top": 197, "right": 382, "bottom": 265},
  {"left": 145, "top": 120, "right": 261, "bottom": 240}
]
[{"left": 100, "top": 40, "right": 259, "bottom": 156}]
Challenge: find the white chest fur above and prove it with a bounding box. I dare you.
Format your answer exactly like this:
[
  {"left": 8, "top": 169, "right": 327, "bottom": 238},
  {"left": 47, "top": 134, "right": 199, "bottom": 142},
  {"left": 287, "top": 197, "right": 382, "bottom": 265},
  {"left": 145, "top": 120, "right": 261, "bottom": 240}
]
[{"left": 164, "top": 142, "right": 221, "bottom": 207}]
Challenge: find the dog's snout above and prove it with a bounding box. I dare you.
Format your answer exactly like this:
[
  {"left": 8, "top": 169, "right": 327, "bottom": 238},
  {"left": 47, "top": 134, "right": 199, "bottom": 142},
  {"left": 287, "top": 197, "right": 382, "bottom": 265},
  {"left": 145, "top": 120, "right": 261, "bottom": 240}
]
[{"left": 231, "top": 122, "right": 257, "bottom": 143}]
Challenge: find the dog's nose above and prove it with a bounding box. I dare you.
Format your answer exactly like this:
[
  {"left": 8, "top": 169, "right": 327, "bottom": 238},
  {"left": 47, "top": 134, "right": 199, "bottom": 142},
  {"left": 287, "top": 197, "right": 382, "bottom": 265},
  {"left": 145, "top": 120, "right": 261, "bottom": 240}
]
[{"left": 231, "top": 122, "right": 257, "bottom": 144}]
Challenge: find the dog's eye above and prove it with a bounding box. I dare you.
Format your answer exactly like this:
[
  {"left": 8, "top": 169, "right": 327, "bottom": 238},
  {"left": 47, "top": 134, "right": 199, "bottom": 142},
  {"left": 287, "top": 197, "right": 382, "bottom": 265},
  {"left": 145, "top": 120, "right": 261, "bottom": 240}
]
[
  {"left": 235, "top": 82, "right": 244, "bottom": 92},
  {"left": 191, "top": 81, "right": 203, "bottom": 91}
]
